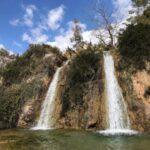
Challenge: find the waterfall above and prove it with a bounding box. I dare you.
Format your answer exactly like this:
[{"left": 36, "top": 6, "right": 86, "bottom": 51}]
[
  {"left": 32, "top": 61, "right": 68, "bottom": 130},
  {"left": 99, "top": 51, "right": 137, "bottom": 135}
]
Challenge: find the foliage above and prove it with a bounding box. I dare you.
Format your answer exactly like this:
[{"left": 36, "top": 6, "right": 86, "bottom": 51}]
[
  {"left": 61, "top": 48, "right": 101, "bottom": 116},
  {"left": 0, "top": 44, "right": 64, "bottom": 85},
  {"left": 132, "top": 0, "right": 149, "bottom": 7},
  {"left": 136, "top": 6, "right": 150, "bottom": 24},
  {"left": 0, "top": 78, "right": 44, "bottom": 129},
  {"left": 70, "top": 19, "right": 83, "bottom": 50},
  {"left": 27, "top": 44, "right": 63, "bottom": 58},
  {"left": 0, "top": 48, "right": 9, "bottom": 56},
  {"left": 69, "top": 49, "right": 100, "bottom": 85},
  {"left": 118, "top": 9, "right": 150, "bottom": 71},
  {"left": 129, "top": 99, "right": 140, "bottom": 111},
  {"left": 144, "top": 86, "right": 150, "bottom": 98},
  {"left": 94, "top": 0, "right": 117, "bottom": 48},
  {"left": 0, "top": 86, "right": 22, "bottom": 128},
  {"left": 0, "top": 44, "right": 64, "bottom": 128}
]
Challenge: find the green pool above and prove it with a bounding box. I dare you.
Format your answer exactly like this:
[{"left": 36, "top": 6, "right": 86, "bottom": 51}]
[{"left": 0, "top": 129, "right": 149, "bottom": 150}]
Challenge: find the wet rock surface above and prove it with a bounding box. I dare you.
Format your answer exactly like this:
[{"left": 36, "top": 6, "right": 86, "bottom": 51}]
[{"left": 114, "top": 50, "right": 150, "bottom": 132}]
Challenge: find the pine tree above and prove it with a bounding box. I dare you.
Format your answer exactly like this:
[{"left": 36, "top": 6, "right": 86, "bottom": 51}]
[
  {"left": 132, "top": 0, "right": 149, "bottom": 7},
  {"left": 70, "top": 19, "right": 83, "bottom": 50}
]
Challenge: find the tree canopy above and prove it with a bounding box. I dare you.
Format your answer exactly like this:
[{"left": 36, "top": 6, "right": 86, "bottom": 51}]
[
  {"left": 132, "top": 0, "right": 149, "bottom": 7},
  {"left": 70, "top": 19, "right": 83, "bottom": 50},
  {"left": 118, "top": 7, "right": 150, "bottom": 70}
]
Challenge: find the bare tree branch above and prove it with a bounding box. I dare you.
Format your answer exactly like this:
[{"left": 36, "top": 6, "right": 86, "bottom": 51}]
[{"left": 93, "top": 0, "right": 118, "bottom": 48}]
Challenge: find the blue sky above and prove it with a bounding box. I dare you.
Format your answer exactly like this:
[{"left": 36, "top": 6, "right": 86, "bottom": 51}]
[{"left": 0, "top": 0, "right": 132, "bottom": 54}]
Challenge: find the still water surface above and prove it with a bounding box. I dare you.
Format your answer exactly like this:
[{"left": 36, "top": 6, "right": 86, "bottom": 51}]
[{"left": 0, "top": 129, "right": 149, "bottom": 150}]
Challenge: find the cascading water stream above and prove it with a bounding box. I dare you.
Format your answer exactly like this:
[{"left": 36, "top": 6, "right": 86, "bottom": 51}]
[
  {"left": 99, "top": 51, "right": 137, "bottom": 135},
  {"left": 32, "top": 61, "right": 68, "bottom": 130}
]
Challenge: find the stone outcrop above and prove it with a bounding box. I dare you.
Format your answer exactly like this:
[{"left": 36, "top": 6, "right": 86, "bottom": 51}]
[
  {"left": 17, "top": 52, "right": 65, "bottom": 128},
  {"left": 54, "top": 80, "right": 105, "bottom": 130},
  {"left": 0, "top": 49, "right": 15, "bottom": 68},
  {"left": 114, "top": 50, "right": 150, "bottom": 132},
  {"left": 132, "top": 71, "right": 150, "bottom": 131},
  {"left": 17, "top": 76, "right": 51, "bottom": 128},
  {"left": 52, "top": 56, "right": 106, "bottom": 130},
  {"left": 0, "top": 45, "right": 65, "bottom": 129},
  {"left": 64, "top": 49, "right": 76, "bottom": 59},
  {"left": 1, "top": 45, "right": 149, "bottom": 132},
  {"left": 0, "top": 49, "right": 15, "bottom": 85}
]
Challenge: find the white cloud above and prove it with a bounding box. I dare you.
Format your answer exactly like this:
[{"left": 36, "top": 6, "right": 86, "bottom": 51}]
[
  {"left": 0, "top": 44, "right": 14, "bottom": 55},
  {"left": 23, "top": 5, "right": 37, "bottom": 27},
  {"left": 112, "top": 0, "right": 133, "bottom": 22},
  {"left": 111, "top": 0, "right": 139, "bottom": 36},
  {"left": 22, "top": 33, "right": 33, "bottom": 43},
  {"left": 10, "top": 19, "right": 20, "bottom": 26},
  {"left": 47, "top": 21, "right": 99, "bottom": 51},
  {"left": 13, "top": 41, "right": 22, "bottom": 48},
  {"left": 10, "top": 4, "right": 67, "bottom": 47},
  {"left": 10, "top": 4, "right": 99, "bottom": 51},
  {"left": 22, "top": 27, "right": 49, "bottom": 44},
  {"left": 69, "top": 21, "right": 86, "bottom": 31},
  {"left": 0, "top": 44, "right": 5, "bottom": 49},
  {"left": 18, "top": 5, "right": 66, "bottom": 45},
  {"left": 47, "top": 5, "right": 65, "bottom": 30},
  {"left": 47, "top": 21, "right": 83, "bottom": 51},
  {"left": 47, "top": 23, "right": 73, "bottom": 51},
  {"left": 82, "top": 30, "right": 99, "bottom": 45},
  {"left": 10, "top": 4, "right": 36, "bottom": 27},
  {"left": 7, "top": 50, "right": 14, "bottom": 55}
]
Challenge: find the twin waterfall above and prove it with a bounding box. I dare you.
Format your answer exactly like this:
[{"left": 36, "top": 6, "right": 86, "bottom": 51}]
[
  {"left": 33, "top": 65, "right": 64, "bottom": 130},
  {"left": 33, "top": 52, "right": 137, "bottom": 135},
  {"left": 99, "top": 51, "right": 137, "bottom": 135}
]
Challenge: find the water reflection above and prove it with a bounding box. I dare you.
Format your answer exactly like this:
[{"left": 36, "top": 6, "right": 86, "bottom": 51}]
[{"left": 0, "top": 129, "right": 149, "bottom": 150}]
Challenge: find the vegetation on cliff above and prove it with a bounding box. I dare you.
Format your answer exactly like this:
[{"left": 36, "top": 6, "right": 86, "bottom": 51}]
[
  {"left": 0, "top": 48, "right": 9, "bottom": 56},
  {"left": 61, "top": 47, "right": 102, "bottom": 117},
  {"left": 116, "top": 6, "right": 150, "bottom": 131},
  {"left": 118, "top": 6, "right": 150, "bottom": 71},
  {"left": 0, "top": 0, "right": 149, "bottom": 132},
  {"left": 0, "top": 44, "right": 65, "bottom": 129},
  {"left": 1, "top": 44, "right": 64, "bottom": 86}
]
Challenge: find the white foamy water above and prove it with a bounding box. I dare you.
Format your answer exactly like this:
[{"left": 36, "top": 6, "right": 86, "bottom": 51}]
[
  {"left": 99, "top": 129, "right": 138, "bottom": 136},
  {"left": 32, "top": 61, "right": 68, "bottom": 130},
  {"left": 99, "top": 51, "right": 138, "bottom": 136}
]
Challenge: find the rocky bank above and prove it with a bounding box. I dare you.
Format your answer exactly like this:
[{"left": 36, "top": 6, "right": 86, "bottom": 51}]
[{"left": 0, "top": 45, "right": 149, "bottom": 132}]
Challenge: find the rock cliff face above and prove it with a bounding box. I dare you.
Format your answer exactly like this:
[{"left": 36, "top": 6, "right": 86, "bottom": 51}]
[
  {"left": 0, "top": 45, "right": 149, "bottom": 132},
  {"left": 0, "top": 49, "right": 15, "bottom": 83},
  {"left": 0, "top": 49, "right": 15, "bottom": 68},
  {"left": 17, "top": 75, "right": 51, "bottom": 128},
  {"left": 113, "top": 50, "right": 150, "bottom": 132},
  {"left": 17, "top": 49, "right": 65, "bottom": 128},
  {"left": 131, "top": 70, "right": 150, "bottom": 131},
  {"left": 0, "top": 45, "right": 65, "bottom": 129},
  {"left": 52, "top": 61, "right": 106, "bottom": 130},
  {"left": 26, "top": 48, "right": 106, "bottom": 130},
  {"left": 17, "top": 48, "right": 150, "bottom": 132}
]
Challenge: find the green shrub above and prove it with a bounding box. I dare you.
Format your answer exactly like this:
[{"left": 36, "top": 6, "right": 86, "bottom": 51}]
[
  {"left": 0, "top": 86, "right": 22, "bottom": 128},
  {"left": 144, "top": 86, "right": 150, "bottom": 98},
  {"left": 69, "top": 49, "right": 100, "bottom": 85},
  {"left": 132, "top": 0, "right": 148, "bottom": 7},
  {"left": 61, "top": 48, "right": 101, "bottom": 116},
  {"left": 0, "top": 48, "right": 9, "bottom": 56},
  {"left": 129, "top": 99, "right": 139, "bottom": 111},
  {"left": 1, "top": 44, "right": 64, "bottom": 85},
  {"left": 118, "top": 7, "right": 150, "bottom": 71},
  {"left": 0, "top": 78, "right": 45, "bottom": 128},
  {"left": 26, "top": 44, "right": 63, "bottom": 58},
  {"left": 0, "top": 44, "right": 64, "bottom": 128},
  {"left": 118, "top": 23, "right": 150, "bottom": 70}
]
